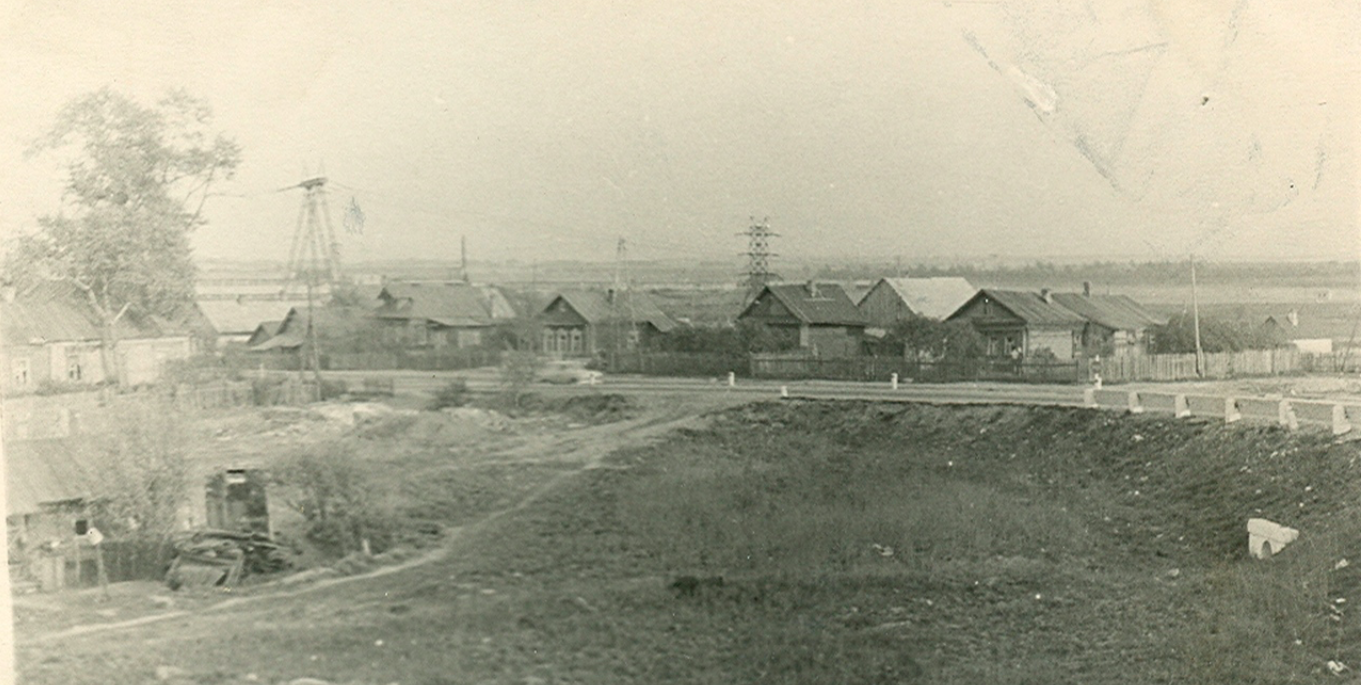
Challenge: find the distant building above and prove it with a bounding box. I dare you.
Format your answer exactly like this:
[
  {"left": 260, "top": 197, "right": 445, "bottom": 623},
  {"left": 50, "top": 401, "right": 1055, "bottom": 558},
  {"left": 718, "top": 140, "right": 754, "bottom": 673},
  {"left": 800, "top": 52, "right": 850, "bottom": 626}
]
[
  {"left": 1050, "top": 287, "right": 1165, "bottom": 357},
  {"left": 737, "top": 282, "right": 868, "bottom": 357},
  {"left": 1263, "top": 309, "right": 1334, "bottom": 354},
  {"left": 538, "top": 289, "right": 677, "bottom": 357},
  {"left": 946, "top": 289, "right": 1087, "bottom": 360},
  {"left": 856, "top": 277, "right": 977, "bottom": 329},
  {"left": 247, "top": 305, "right": 373, "bottom": 353},
  {"left": 1, "top": 282, "right": 193, "bottom": 390}
]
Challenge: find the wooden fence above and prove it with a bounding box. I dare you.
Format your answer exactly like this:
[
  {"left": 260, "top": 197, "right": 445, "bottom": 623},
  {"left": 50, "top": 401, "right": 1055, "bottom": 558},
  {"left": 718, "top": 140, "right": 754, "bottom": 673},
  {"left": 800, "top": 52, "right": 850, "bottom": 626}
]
[
  {"left": 606, "top": 352, "right": 750, "bottom": 378},
  {"left": 749, "top": 355, "right": 1084, "bottom": 383},
  {"left": 232, "top": 349, "right": 503, "bottom": 373},
  {"left": 1097, "top": 348, "right": 1300, "bottom": 383}
]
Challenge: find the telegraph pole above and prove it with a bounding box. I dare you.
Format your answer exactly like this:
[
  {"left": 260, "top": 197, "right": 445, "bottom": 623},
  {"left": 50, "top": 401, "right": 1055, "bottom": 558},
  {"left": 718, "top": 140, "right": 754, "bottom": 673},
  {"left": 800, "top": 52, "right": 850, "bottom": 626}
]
[{"left": 1191, "top": 256, "right": 1204, "bottom": 377}]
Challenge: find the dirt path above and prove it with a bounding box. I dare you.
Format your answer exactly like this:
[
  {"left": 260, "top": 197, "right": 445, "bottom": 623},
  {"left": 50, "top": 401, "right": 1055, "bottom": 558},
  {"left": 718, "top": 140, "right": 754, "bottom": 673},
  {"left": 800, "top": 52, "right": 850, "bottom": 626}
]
[{"left": 16, "top": 401, "right": 713, "bottom": 650}]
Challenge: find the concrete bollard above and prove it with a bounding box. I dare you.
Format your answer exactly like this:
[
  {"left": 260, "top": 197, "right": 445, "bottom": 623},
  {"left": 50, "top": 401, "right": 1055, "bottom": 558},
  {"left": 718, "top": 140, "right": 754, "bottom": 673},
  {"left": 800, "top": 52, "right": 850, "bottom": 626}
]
[
  {"left": 1126, "top": 391, "right": 1144, "bottom": 414},
  {"left": 1224, "top": 398, "right": 1242, "bottom": 424},
  {"left": 780, "top": 385, "right": 789, "bottom": 399},
  {"left": 1247, "top": 518, "right": 1299, "bottom": 559},
  {"left": 727, "top": 372, "right": 735, "bottom": 387},
  {"left": 1093, "top": 374, "right": 1102, "bottom": 389},
  {"left": 1173, "top": 394, "right": 1191, "bottom": 418},
  {"left": 890, "top": 373, "right": 898, "bottom": 390},
  {"left": 1083, "top": 387, "right": 1097, "bottom": 408},
  {"left": 1284, "top": 402, "right": 1299, "bottom": 431},
  {"left": 1333, "top": 404, "right": 1352, "bottom": 435}
]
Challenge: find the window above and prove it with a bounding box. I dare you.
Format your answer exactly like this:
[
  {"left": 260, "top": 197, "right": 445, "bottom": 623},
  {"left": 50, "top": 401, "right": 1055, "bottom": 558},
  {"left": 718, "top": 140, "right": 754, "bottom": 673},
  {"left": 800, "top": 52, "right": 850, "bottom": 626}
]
[
  {"left": 570, "top": 329, "right": 583, "bottom": 352},
  {"left": 66, "top": 352, "right": 82, "bottom": 381},
  {"left": 11, "top": 358, "right": 29, "bottom": 387}
]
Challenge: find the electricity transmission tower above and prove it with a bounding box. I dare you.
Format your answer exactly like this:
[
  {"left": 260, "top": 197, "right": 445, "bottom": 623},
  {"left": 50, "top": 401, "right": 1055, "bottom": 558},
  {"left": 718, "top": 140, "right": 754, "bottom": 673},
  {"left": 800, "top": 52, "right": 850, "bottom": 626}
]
[
  {"left": 740, "top": 216, "right": 780, "bottom": 290},
  {"left": 284, "top": 176, "right": 342, "bottom": 288}
]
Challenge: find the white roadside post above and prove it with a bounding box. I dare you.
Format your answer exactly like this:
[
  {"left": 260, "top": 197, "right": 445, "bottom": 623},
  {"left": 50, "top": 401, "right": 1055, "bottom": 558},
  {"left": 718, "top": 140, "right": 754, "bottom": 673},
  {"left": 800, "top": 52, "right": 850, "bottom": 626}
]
[
  {"left": 727, "top": 372, "right": 735, "bottom": 388},
  {"left": 780, "top": 385, "right": 789, "bottom": 399},
  {"left": 890, "top": 373, "right": 898, "bottom": 390}
]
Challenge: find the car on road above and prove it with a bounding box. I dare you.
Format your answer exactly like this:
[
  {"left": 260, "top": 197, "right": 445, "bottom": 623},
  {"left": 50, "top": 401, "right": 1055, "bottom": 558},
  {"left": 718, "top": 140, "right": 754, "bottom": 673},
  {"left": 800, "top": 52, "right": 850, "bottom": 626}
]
[{"left": 538, "top": 359, "right": 604, "bottom": 385}]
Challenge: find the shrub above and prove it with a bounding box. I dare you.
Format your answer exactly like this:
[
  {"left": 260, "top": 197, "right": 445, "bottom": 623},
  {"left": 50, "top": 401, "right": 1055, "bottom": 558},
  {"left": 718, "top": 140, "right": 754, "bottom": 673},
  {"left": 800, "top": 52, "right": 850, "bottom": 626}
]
[
  {"left": 277, "top": 440, "right": 396, "bottom": 557},
  {"left": 428, "top": 379, "right": 470, "bottom": 410}
]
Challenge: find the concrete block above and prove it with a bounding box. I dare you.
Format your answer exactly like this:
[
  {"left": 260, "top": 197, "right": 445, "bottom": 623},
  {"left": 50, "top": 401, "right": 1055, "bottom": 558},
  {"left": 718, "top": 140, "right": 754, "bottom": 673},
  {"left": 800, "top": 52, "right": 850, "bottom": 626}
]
[
  {"left": 1236, "top": 397, "right": 1290, "bottom": 425},
  {"left": 1247, "top": 518, "right": 1299, "bottom": 559},
  {"left": 1083, "top": 388, "right": 1097, "bottom": 408},
  {"left": 1126, "top": 391, "right": 1144, "bottom": 414},
  {"left": 1092, "top": 388, "right": 1136, "bottom": 411},
  {"left": 1292, "top": 401, "right": 1351, "bottom": 434},
  {"left": 1184, "top": 394, "right": 1228, "bottom": 419},
  {"left": 1139, "top": 393, "right": 1189, "bottom": 418}
]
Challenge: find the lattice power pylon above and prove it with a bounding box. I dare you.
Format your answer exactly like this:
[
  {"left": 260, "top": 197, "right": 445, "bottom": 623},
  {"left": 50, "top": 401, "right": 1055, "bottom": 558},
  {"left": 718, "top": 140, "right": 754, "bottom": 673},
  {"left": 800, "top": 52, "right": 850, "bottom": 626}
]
[
  {"left": 284, "top": 176, "right": 342, "bottom": 287},
  {"left": 739, "top": 216, "right": 780, "bottom": 290}
]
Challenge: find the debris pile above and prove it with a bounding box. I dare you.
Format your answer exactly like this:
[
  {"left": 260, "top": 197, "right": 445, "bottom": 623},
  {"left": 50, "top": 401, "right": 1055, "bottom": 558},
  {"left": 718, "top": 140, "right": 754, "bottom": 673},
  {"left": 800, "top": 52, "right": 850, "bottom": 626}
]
[{"left": 165, "top": 529, "right": 290, "bottom": 590}]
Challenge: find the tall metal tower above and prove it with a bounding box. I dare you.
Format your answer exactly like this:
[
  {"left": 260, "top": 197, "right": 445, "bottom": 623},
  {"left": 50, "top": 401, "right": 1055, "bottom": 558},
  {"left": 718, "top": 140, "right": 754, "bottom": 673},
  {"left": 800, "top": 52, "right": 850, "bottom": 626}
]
[
  {"left": 739, "top": 216, "right": 780, "bottom": 290},
  {"left": 284, "top": 176, "right": 342, "bottom": 287}
]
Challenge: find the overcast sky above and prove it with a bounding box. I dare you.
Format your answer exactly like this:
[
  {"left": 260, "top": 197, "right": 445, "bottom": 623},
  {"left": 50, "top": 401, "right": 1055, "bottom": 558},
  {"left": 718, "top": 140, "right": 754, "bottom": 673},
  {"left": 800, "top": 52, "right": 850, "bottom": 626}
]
[{"left": 1, "top": 0, "right": 1357, "bottom": 266}]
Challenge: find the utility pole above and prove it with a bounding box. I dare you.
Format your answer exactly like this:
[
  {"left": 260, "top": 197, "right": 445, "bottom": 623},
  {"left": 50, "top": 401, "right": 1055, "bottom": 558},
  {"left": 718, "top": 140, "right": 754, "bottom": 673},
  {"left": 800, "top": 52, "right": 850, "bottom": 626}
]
[
  {"left": 1191, "top": 256, "right": 1204, "bottom": 377},
  {"left": 460, "top": 235, "right": 470, "bottom": 283}
]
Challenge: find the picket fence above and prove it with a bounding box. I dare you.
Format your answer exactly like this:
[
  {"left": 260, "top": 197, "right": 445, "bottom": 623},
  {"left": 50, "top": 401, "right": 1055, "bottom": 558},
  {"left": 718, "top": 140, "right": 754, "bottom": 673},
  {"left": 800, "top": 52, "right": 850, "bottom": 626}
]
[{"left": 1097, "top": 348, "right": 1300, "bottom": 383}]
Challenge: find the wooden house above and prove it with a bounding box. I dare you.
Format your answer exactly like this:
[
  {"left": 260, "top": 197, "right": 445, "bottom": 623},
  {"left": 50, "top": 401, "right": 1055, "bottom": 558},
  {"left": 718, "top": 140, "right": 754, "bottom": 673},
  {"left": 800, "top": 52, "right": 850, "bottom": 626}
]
[
  {"left": 371, "top": 282, "right": 515, "bottom": 350},
  {"left": 1050, "top": 289, "right": 1165, "bottom": 357},
  {"left": 737, "top": 282, "right": 868, "bottom": 357},
  {"left": 538, "top": 289, "right": 677, "bottom": 357},
  {"left": 945, "top": 289, "right": 1087, "bottom": 360},
  {"left": 857, "top": 277, "right": 977, "bottom": 329}
]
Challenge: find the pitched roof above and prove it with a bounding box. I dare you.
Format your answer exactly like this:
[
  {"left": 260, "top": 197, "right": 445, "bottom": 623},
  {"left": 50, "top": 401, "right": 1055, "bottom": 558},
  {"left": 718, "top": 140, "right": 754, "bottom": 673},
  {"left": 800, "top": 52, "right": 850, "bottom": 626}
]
[
  {"left": 949, "top": 289, "right": 1088, "bottom": 326},
  {"left": 5, "top": 439, "right": 102, "bottom": 516},
  {"left": 196, "top": 299, "right": 311, "bottom": 335},
  {"left": 749, "top": 284, "right": 868, "bottom": 326},
  {"left": 1050, "top": 293, "right": 1166, "bottom": 330},
  {"left": 1, "top": 282, "right": 173, "bottom": 346},
  {"left": 374, "top": 282, "right": 495, "bottom": 327},
  {"left": 546, "top": 290, "right": 678, "bottom": 332},
  {"left": 868, "top": 277, "right": 977, "bottom": 320}
]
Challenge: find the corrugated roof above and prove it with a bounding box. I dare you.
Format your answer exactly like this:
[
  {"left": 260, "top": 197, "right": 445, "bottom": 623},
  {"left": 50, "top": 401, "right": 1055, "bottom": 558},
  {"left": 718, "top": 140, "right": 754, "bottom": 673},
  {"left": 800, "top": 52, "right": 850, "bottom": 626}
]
[
  {"left": 754, "top": 284, "right": 868, "bottom": 326},
  {"left": 953, "top": 289, "right": 1088, "bottom": 326},
  {"left": 871, "top": 277, "right": 977, "bottom": 320},
  {"left": 5, "top": 439, "right": 102, "bottom": 516},
  {"left": 197, "top": 300, "right": 311, "bottom": 335},
  {"left": 1050, "top": 293, "right": 1166, "bottom": 330},
  {"left": 374, "top": 283, "right": 494, "bottom": 328},
  {"left": 546, "top": 290, "right": 678, "bottom": 332}
]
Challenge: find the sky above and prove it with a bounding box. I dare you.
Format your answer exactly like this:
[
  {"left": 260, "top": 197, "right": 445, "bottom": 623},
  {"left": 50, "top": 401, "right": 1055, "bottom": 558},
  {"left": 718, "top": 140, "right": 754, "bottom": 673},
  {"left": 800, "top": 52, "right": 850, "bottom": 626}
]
[{"left": 1, "top": 0, "right": 1358, "bottom": 267}]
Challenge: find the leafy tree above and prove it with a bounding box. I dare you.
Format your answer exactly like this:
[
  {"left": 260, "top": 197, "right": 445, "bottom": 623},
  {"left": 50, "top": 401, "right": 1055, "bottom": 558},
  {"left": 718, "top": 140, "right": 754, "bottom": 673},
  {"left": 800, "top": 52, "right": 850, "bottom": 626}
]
[
  {"left": 1149, "top": 313, "right": 1282, "bottom": 354},
  {"left": 9, "top": 88, "right": 240, "bottom": 383},
  {"left": 279, "top": 440, "right": 395, "bottom": 556},
  {"left": 88, "top": 400, "right": 191, "bottom": 541},
  {"left": 889, "top": 317, "right": 986, "bottom": 360}
]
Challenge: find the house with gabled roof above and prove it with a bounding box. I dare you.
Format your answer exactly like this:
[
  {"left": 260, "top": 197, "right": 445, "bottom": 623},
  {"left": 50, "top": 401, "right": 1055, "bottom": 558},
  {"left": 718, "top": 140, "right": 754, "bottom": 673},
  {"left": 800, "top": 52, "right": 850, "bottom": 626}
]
[
  {"left": 945, "top": 288, "right": 1088, "bottom": 360},
  {"left": 371, "top": 282, "right": 515, "bottom": 349},
  {"left": 857, "top": 277, "right": 977, "bottom": 329},
  {"left": 196, "top": 298, "right": 311, "bottom": 348},
  {"left": 737, "top": 282, "right": 868, "bottom": 357},
  {"left": 538, "top": 289, "right": 677, "bottom": 356},
  {"left": 1050, "top": 287, "right": 1166, "bottom": 357},
  {"left": 1, "top": 282, "right": 193, "bottom": 391}
]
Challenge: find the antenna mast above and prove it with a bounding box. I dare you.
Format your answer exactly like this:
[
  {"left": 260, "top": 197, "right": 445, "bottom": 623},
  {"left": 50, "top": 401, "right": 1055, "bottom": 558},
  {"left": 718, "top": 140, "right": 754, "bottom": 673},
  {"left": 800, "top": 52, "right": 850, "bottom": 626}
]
[{"left": 285, "top": 176, "right": 342, "bottom": 288}]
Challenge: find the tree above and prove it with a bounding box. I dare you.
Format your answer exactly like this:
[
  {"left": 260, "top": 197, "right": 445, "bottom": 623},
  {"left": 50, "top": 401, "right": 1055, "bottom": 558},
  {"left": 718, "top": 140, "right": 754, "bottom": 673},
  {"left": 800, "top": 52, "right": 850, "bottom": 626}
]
[
  {"left": 889, "top": 317, "right": 986, "bottom": 360},
  {"left": 10, "top": 88, "right": 241, "bottom": 384}
]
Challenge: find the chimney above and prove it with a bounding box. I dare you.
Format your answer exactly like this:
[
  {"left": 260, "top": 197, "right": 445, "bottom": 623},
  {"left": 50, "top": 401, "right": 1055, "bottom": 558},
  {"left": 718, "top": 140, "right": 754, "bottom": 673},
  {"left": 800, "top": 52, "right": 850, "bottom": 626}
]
[
  {"left": 1083, "top": 281, "right": 1091, "bottom": 297},
  {"left": 1040, "top": 288, "right": 1052, "bottom": 304},
  {"left": 806, "top": 280, "right": 819, "bottom": 298},
  {"left": 1287, "top": 308, "right": 1299, "bottom": 327}
]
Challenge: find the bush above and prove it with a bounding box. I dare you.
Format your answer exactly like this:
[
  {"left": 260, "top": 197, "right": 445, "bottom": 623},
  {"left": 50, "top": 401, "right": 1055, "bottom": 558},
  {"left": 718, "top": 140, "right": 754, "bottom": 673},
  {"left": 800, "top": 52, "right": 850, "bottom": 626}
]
[
  {"left": 428, "top": 379, "right": 470, "bottom": 410},
  {"left": 277, "top": 440, "right": 396, "bottom": 557}
]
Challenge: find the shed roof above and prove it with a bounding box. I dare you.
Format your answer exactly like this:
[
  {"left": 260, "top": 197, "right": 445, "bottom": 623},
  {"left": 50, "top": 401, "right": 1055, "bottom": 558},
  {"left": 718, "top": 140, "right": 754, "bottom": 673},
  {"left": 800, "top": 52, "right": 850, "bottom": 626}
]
[
  {"left": 5, "top": 439, "right": 101, "bottom": 517},
  {"left": 868, "top": 277, "right": 977, "bottom": 320},
  {"left": 747, "top": 284, "right": 868, "bottom": 326},
  {"left": 1050, "top": 293, "right": 1166, "bottom": 330},
  {"left": 546, "top": 290, "right": 677, "bottom": 332}
]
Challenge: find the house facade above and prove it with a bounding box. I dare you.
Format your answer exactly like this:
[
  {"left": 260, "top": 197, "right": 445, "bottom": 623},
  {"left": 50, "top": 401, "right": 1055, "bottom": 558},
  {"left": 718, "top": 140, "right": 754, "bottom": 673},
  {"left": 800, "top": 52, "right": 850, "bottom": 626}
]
[
  {"left": 857, "top": 277, "right": 976, "bottom": 329},
  {"left": 371, "top": 282, "right": 513, "bottom": 350},
  {"left": 2, "top": 283, "right": 193, "bottom": 392},
  {"left": 737, "top": 282, "right": 868, "bottom": 357},
  {"left": 538, "top": 289, "right": 677, "bottom": 357},
  {"left": 946, "top": 289, "right": 1087, "bottom": 360},
  {"left": 1050, "top": 290, "right": 1165, "bottom": 358}
]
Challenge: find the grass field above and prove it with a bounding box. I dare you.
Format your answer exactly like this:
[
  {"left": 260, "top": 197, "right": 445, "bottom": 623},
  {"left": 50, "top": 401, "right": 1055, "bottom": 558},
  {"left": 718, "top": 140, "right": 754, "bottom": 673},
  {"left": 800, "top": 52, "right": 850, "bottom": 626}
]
[{"left": 16, "top": 398, "right": 1360, "bottom": 684}]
